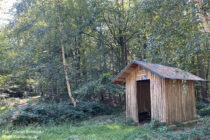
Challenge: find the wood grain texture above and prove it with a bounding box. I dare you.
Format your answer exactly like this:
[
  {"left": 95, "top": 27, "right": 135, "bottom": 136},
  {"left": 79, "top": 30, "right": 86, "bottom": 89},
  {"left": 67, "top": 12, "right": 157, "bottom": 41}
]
[
  {"left": 126, "top": 69, "right": 138, "bottom": 122},
  {"left": 165, "top": 80, "right": 196, "bottom": 124},
  {"left": 125, "top": 65, "right": 196, "bottom": 124}
]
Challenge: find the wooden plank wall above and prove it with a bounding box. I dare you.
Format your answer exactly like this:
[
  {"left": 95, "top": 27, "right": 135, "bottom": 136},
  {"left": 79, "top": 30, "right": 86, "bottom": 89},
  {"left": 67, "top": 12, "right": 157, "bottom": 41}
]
[
  {"left": 136, "top": 66, "right": 167, "bottom": 122},
  {"left": 165, "top": 80, "right": 196, "bottom": 124},
  {"left": 126, "top": 66, "right": 167, "bottom": 123},
  {"left": 126, "top": 66, "right": 196, "bottom": 124},
  {"left": 126, "top": 69, "right": 138, "bottom": 122},
  {"left": 149, "top": 72, "right": 167, "bottom": 122}
]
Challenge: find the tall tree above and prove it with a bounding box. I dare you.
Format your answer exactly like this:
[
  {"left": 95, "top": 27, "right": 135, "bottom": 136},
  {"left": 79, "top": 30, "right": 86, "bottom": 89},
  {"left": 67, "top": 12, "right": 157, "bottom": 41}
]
[
  {"left": 1, "top": 0, "right": 208, "bottom": 103},
  {"left": 196, "top": 0, "right": 210, "bottom": 34},
  {"left": 57, "top": 0, "right": 76, "bottom": 106}
]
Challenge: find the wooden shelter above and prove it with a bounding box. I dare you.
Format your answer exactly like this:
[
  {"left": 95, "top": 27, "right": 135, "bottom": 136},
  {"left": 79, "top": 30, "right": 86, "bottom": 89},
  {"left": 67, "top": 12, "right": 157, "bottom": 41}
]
[{"left": 113, "top": 60, "right": 206, "bottom": 124}]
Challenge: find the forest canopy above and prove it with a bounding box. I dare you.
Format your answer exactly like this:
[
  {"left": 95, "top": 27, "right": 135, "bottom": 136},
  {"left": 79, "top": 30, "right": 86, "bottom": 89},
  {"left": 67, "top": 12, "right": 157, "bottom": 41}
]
[{"left": 0, "top": 0, "right": 209, "bottom": 103}]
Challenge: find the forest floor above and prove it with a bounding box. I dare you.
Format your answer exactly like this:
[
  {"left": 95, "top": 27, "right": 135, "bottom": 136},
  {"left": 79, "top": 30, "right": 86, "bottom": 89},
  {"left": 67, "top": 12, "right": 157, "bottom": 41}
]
[{"left": 0, "top": 97, "right": 209, "bottom": 140}]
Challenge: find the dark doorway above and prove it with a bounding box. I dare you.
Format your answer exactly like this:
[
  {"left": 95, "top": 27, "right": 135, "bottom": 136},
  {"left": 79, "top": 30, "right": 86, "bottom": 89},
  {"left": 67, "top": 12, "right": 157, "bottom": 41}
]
[{"left": 137, "top": 80, "right": 151, "bottom": 122}]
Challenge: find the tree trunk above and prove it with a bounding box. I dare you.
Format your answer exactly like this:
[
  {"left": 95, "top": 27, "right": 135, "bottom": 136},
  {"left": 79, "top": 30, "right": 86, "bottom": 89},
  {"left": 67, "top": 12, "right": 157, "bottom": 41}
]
[
  {"left": 192, "top": 55, "right": 201, "bottom": 100},
  {"left": 121, "top": 44, "right": 124, "bottom": 68},
  {"left": 197, "top": 47, "right": 207, "bottom": 102},
  {"left": 57, "top": 0, "right": 76, "bottom": 106},
  {"left": 143, "top": 35, "right": 147, "bottom": 59},
  {"left": 196, "top": 0, "right": 210, "bottom": 34},
  {"left": 206, "top": 59, "right": 209, "bottom": 100},
  {"left": 137, "top": 33, "right": 143, "bottom": 60},
  {"left": 76, "top": 34, "right": 81, "bottom": 87},
  {"left": 124, "top": 41, "right": 128, "bottom": 66}
]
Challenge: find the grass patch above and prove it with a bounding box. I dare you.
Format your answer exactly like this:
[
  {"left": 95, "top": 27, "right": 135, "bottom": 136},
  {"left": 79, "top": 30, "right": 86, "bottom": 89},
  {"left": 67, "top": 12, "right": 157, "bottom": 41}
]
[
  {"left": 0, "top": 124, "right": 138, "bottom": 140},
  {"left": 0, "top": 98, "right": 209, "bottom": 140},
  {"left": 0, "top": 106, "right": 14, "bottom": 114},
  {"left": 0, "top": 114, "right": 209, "bottom": 140},
  {"left": 0, "top": 113, "right": 139, "bottom": 140}
]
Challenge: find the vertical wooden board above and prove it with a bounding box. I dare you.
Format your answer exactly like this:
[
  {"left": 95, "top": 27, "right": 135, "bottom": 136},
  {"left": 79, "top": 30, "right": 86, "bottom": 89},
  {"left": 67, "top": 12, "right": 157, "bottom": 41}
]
[
  {"left": 126, "top": 76, "right": 129, "bottom": 118},
  {"left": 165, "top": 80, "right": 197, "bottom": 124},
  {"left": 136, "top": 67, "right": 167, "bottom": 123},
  {"left": 126, "top": 66, "right": 168, "bottom": 123},
  {"left": 152, "top": 73, "right": 157, "bottom": 120},
  {"left": 192, "top": 82, "right": 197, "bottom": 118},
  {"left": 165, "top": 79, "right": 170, "bottom": 123},
  {"left": 161, "top": 78, "right": 166, "bottom": 122},
  {"left": 150, "top": 73, "right": 156, "bottom": 121},
  {"left": 149, "top": 73, "right": 166, "bottom": 122},
  {"left": 149, "top": 73, "right": 155, "bottom": 121},
  {"left": 132, "top": 69, "right": 138, "bottom": 122},
  {"left": 163, "top": 78, "right": 169, "bottom": 123},
  {"left": 125, "top": 68, "right": 138, "bottom": 122}
]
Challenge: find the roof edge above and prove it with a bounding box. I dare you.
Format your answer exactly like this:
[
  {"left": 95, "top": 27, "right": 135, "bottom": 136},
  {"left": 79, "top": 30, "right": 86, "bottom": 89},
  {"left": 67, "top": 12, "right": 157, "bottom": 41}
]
[
  {"left": 112, "top": 62, "right": 135, "bottom": 84},
  {"left": 132, "top": 60, "right": 207, "bottom": 81},
  {"left": 112, "top": 60, "right": 207, "bottom": 84}
]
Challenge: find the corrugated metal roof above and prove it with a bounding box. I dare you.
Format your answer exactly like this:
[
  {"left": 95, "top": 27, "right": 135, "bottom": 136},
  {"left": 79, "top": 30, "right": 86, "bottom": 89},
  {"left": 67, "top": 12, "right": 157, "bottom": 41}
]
[{"left": 113, "top": 60, "right": 206, "bottom": 84}]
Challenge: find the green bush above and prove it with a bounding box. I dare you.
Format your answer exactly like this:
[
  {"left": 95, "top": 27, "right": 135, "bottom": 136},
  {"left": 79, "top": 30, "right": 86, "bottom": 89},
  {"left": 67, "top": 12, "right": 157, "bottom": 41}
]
[
  {"left": 149, "top": 119, "right": 160, "bottom": 129},
  {"left": 74, "top": 73, "right": 124, "bottom": 100},
  {"left": 196, "top": 101, "right": 210, "bottom": 117},
  {"left": 8, "top": 101, "right": 121, "bottom": 126},
  {"left": 196, "top": 101, "right": 207, "bottom": 110},
  {"left": 125, "top": 118, "right": 137, "bottom": 126},
  {"left": 199, "top": 107, "right": 210, "bottom": 116},
  {"left": 0, "top": 108, "right": 13, "bottom": 128}
]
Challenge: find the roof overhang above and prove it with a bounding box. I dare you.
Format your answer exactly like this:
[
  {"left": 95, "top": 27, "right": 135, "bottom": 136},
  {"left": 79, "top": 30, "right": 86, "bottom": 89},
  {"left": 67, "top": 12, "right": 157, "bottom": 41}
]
[
  {"left": 112, "top": 61, "right": 138, "bottom": 84},
  {"left": 112, "top": 60, "right": 207, "bottom": 84}
]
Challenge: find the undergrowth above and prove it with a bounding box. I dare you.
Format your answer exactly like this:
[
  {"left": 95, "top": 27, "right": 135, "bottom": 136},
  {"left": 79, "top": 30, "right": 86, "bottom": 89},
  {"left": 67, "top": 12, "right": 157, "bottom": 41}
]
[
  {"left": 0, "top": 99, "right": 209, "bottom": 140},
  {"left": 0, "top": 101, "right": 121, "bottom": 127},
  {"left": 0, "top": 114, "right": 209, "bottom": 140},
  {"left": 196, "top": 101, "right": 210, "bottom": 117}
]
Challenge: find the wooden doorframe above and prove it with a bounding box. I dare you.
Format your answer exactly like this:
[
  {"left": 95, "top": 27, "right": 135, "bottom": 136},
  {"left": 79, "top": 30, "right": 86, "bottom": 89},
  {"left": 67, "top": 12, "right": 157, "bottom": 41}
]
[{"left": 136, "top": 80, "right": 151, "bottom": 122}]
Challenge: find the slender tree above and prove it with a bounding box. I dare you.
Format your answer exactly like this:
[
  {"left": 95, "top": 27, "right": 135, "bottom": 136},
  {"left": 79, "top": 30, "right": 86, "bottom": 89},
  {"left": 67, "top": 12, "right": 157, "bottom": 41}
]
[{"left": 57, "top": 0, "right": 76, "bottom": 106}]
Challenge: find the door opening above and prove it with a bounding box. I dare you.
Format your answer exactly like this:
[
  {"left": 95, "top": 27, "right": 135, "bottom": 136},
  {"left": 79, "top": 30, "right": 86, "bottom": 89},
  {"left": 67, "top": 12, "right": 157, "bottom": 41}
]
[{"left": 137, "top": 80, "right": 151, "bottom": 123}]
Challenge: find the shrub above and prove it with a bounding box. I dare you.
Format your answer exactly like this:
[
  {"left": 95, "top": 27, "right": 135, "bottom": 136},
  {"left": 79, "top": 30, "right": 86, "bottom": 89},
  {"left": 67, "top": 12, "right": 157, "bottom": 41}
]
[
  {"left": 125, "top": 118, "right": 137, "bottom": 126},
  {"left": 196, "top": 101, "right": 210, "bottom": 117},
  {"left": 7, "top": 101, "right": 121, "bottom": 126},
  {"left": 149, "top": 119, "right": 160, "bottom": 129},
  {"left": 196, "top": 101, "right": 207, "bottom": 110},
  {"left": 199, "top": 107, "right": 210, "bottom": 116}
]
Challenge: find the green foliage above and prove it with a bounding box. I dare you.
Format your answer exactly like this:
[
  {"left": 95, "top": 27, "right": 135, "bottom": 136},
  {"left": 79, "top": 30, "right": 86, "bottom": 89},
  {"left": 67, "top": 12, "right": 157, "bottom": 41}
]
[
  {"left": 0, "top": 75, "right": 11, "bottom": 87},
  {"left": 3, "top": 101, "right": 121, "bottom": 126},
  {"left": 196, "top": 101, "right": 210, "bottom": 116},
  {"left": 199, "top": 107, "right": 210, "bottom": 117},
  {"left": 0, "top": 0, "right": 209, "bottom": 101},
  {"left": 174, "top": 121, "right": 185, "bottom": 128},
  {"left": 196, "top": 101, "right": 207, "bottom": 110},
  {"left": 0, "top": 114, "right": 209, "bottom": 140},
  {"left": 0, "top": 0, "right": 209, "bottom": 139},
  {"left": 0, "top": 107, "right": 14, "bottom": 128},
  {"left": 125, "top": 118, "right": 138, "bottom": 126},
  {"left": 149, "top": 119, "right": 162, "bottom": 129},
  {"left": 74, "top": 73, "right": 124, "bottom": 100}
]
